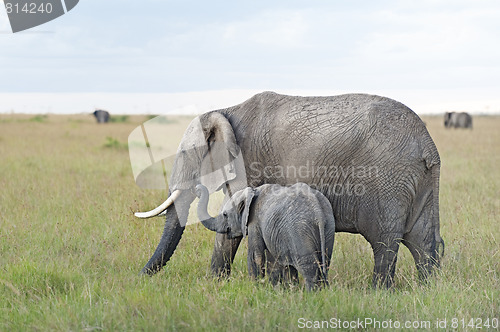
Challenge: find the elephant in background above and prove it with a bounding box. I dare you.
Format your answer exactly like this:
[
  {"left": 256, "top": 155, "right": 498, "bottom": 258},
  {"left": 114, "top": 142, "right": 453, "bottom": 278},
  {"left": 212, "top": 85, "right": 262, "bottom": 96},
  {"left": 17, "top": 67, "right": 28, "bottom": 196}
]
[
  {"left": 93, "top": 109, "right": 110, "bottom": 123},
  {"left": 444, "top": 112, "right": 472, "bottom": 129},
  {"left": 134, "top": 91, "right": 444, "bottom": 288},
  {"left": 195, "top": 183, "right": 335, "bottom": 291}
]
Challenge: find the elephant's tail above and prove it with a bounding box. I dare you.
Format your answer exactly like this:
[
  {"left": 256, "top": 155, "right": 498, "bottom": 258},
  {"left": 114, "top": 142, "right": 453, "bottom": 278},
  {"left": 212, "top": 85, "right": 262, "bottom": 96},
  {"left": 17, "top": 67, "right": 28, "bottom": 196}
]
[
  {"left": 318, "top": 219, "right": 327, "bottom": 279},
  {"left": 431, "top": 164, "right": 445, "bottom": 259},
  {"left": 423, "top": 135, "right": 444, "bottom": 261}
]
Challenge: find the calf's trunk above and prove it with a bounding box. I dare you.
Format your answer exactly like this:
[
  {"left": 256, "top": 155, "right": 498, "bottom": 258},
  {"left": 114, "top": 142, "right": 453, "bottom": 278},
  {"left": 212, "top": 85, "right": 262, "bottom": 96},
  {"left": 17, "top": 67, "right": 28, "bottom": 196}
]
[{"left": 196, "top": 184, "right": 227, "bottom": 233}]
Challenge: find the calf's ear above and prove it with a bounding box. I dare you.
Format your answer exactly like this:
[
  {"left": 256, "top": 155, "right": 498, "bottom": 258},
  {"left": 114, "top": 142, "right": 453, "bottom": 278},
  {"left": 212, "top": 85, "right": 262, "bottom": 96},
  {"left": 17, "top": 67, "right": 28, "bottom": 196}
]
[{"left": 239, "top": 188, "right": 255, "bottom": 237}]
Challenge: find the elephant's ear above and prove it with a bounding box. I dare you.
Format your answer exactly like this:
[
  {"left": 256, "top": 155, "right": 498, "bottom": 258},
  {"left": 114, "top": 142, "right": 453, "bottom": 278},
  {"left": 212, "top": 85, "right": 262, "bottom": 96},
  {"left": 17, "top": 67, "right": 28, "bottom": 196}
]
[
  {"left": 199, "top": 112, "right": 240, "bottom": 193},
  {"left": 239, "top": 187, "right": 255, "bottom": 238}
]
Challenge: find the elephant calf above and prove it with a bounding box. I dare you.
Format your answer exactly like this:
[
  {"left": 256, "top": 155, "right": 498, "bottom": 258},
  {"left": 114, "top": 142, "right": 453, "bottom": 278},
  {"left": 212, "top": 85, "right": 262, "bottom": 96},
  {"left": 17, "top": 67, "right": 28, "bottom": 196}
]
[{"left": 196, "top": 182, "right": 335, "bottom": 291}]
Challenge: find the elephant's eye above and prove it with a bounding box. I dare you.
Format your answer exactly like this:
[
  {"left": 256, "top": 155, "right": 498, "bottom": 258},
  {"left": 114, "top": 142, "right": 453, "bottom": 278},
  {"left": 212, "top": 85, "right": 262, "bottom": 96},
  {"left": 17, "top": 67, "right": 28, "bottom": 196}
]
[{"left": 223, "top": 212, "right": 227, "bottom": 218}]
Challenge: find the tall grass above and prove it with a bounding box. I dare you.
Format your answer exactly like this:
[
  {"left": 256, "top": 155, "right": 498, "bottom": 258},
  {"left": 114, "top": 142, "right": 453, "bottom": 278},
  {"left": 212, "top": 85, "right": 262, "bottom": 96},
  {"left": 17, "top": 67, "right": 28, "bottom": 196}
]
[{"left": 0, "top": 114, "right": 498, "bottom": 331}]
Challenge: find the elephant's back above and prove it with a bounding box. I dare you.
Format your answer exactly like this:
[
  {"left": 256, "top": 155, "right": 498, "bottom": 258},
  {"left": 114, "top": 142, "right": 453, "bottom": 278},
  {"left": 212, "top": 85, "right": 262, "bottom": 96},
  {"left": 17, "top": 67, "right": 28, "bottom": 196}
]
[
  {"left": 224, "top": 91, "right": 439, "bottom": 180},
  {"left": 256, "top": 92, "right": 435, "bottom": 163},
  {"left": 232, "top": 92, "right": 429, "bottom": 142}
]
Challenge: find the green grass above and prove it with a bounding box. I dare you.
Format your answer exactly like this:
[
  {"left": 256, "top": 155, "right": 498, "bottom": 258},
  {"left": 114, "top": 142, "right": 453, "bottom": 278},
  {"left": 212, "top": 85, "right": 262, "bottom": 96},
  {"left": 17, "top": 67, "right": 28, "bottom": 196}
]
[
  {"left": 103, "top": 136, "right": 128, "bottom": 150},
  {"left": 109, "top": 115, "right": 129, "bottom": 123},
  {"left": 29, "top": 115, "right": 48, "bottom": 123},
  {"left": 0, "top": 114, "right": 498, "bottom": 331}
]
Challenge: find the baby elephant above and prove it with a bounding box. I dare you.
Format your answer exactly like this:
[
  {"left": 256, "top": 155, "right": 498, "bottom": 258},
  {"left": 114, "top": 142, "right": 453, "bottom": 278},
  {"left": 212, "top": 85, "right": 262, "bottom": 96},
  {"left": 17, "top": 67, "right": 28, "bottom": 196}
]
[{"left": 196, "top": 182, "right": 335, "bottom": 291}]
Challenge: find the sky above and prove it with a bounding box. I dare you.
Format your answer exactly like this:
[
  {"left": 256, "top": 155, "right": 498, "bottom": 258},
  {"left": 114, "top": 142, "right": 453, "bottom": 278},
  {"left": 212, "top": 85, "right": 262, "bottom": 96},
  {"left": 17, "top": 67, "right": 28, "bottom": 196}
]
[{"left": 0, "top": 0, "right": 499, "bottom": 114}]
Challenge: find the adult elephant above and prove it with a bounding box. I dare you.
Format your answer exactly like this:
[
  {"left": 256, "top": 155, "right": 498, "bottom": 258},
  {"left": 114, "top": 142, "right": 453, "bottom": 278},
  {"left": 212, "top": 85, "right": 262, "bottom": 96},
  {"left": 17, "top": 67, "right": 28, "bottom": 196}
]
[
  {"left": 444, "top": 111, "right": 472, "bottom": 129},
  {"left": 93, "top": 109, "right": 110, "bottom": 123},
  {"left": 135, "top": 92, "right": 444, "bottom": 288}
]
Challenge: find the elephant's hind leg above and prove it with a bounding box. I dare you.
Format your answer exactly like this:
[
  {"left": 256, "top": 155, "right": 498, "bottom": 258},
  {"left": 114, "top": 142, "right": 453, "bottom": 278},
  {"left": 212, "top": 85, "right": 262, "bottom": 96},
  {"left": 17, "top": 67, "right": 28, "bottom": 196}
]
[
  {"left": 266, "top": 251, "right": 285, "bottom": 286},
  {"left": 295, "top": 256, "right": 326, "bottom": 291},
  {"left": 371, "top": 233, "right": 402, "bottom": 288},
  {"left": 362, "top": 186, "right": 409, "bottom": 288},
  {"left": 282, "top": 266, "right": 299, "bottom": 286}
]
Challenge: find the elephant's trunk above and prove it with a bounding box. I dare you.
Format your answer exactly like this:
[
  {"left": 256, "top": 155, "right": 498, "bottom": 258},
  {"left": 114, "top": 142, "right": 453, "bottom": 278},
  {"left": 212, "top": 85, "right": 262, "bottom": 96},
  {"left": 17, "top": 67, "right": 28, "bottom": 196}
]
[
  {"left": 139, "top": 190, "right": 194, "bottom": 276},
  {"left": 196, "top": 184, "right": 228, "bottom": 233},
  {"left": 200, "top": 217, "right": 226, "bottom": 233}
]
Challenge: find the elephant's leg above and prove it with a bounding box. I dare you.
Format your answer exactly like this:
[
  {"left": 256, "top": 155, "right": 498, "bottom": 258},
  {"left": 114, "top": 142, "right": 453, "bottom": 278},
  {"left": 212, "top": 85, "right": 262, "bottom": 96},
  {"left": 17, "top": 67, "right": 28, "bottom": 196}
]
[
  {"left": 247, "top": 228, "right": 266, "bottom": 279},
  {"left": 371, "top": 233, "right": 402, "bottom": 288},
  {"left": 301, "top": 269, "right": 320, "bottom": 291},
  {"left": 210, "top": 233, "right": 242, "bottom": 278},
  {"left": 282, "top": 265, "right": 299, "bottom": 286},
  {"left": 402, "top": 206, "right": 441, "bottom": 281},
  {"left": 295, "top": 256, "right": 323, "bottom": 291},
  {"left": 265, "top": 251, "right": 283, "bottom": 285}
]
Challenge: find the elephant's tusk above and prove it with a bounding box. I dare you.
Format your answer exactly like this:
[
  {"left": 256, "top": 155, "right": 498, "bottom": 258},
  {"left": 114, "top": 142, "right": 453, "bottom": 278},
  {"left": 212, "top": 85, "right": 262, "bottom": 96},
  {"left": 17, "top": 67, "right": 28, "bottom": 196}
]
[{"left": 134, "top": 190, "right": 181, "bottom": 218}]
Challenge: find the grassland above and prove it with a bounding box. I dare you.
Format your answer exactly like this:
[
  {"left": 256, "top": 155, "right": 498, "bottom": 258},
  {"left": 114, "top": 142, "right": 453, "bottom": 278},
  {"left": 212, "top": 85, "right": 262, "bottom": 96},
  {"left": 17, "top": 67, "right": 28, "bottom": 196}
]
[{"left": 0, "top": 113, "right": 498, "bottom": 331}]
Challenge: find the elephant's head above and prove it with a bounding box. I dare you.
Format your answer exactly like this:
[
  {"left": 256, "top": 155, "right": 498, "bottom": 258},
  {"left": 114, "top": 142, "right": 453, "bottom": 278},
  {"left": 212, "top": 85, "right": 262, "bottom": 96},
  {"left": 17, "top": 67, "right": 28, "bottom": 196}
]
[
  {"left": 135, "top": 112, "right": 243, "bottom": 275},
  {"left": 195, "top": 184, "right": 255, "bottom": 239}
]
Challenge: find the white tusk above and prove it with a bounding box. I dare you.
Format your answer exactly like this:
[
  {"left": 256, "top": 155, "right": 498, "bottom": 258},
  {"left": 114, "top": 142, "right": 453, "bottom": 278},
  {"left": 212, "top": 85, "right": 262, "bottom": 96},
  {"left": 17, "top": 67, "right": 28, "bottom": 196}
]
[{"left": 134, "top": 190, "right": 182, "bottom": 218}]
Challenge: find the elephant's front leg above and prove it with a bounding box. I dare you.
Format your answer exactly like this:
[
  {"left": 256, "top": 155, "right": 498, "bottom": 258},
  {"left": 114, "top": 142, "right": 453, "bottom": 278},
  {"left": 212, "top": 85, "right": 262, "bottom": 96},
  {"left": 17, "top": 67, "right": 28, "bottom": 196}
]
[
  {"left": 247, "top": 227, "right": 266, "bottom": 279},
  {"left": 210, "top": 233, "right": 242, "bottom": 278}
]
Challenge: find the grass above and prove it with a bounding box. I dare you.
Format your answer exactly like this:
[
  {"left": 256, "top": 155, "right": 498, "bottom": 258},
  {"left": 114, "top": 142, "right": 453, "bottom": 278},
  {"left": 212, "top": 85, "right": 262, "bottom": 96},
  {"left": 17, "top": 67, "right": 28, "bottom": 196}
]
[
  {"left": 0, "top": 114, "right": 498, "bottom": 331},
  {"left": 109, "top": 115, "right": 129, "bottom": 123},
  {"left": 29, "top": 115, "right": 48, "bottom": 123},
  {"left": 103, "top": 136, "right": 128, "bottom": 150}
]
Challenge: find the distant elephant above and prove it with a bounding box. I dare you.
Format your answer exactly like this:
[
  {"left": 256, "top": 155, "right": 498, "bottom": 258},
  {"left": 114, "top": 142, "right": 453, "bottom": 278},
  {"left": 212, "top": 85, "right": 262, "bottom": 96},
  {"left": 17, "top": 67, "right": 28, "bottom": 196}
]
[
  {"left": 135, "top": 92, "right": 444, "bottom": 288},
  {"left": 93, "top": 110, "right": 110, "bottom": 123},
  {"left": 195, "top": 183, "right": 335, "bottom": 291},
  {"left": 444, "top": 112, "right": 472, "bottom": 129}
]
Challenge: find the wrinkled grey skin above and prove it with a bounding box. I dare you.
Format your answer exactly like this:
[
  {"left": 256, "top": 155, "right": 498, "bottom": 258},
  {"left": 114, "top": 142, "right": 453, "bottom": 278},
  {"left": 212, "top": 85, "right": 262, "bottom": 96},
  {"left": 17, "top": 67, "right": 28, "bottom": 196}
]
[
  {"left": 196, "top": 183, "right": 335, "bottom": 291},
  {"left": 444, "top": 112, "right": 472, "bottom": 129},
  {"left": 139, "top": 92, "right": 444, "bottom": 288},
  {"left": 93, "top": 110, "right": 110, "bottom": 123}
]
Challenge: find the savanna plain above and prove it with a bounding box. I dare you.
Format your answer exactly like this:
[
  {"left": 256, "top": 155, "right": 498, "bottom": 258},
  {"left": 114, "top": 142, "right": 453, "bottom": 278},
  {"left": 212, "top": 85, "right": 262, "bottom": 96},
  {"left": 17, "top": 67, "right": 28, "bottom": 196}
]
[{"left": 0, "top": 113, "right": 498, "bottom": 331}]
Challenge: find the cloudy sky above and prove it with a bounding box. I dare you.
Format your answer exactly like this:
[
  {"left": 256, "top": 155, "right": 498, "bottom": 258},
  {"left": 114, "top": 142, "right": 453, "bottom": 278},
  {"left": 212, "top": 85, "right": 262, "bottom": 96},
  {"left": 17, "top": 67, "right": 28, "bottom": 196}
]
[{"left": 0, "top": 0, "right": 499, "bottom": 114}]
